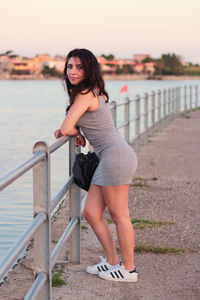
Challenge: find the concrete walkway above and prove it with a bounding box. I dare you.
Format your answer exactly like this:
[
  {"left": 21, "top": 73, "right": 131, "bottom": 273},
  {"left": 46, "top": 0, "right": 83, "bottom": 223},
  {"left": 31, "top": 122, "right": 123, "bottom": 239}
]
[
  {"left": 52, "top": 110, "right": 200, "bottom": 300},
  {"left": 0, "top": 110, "right": 199, "bottom": 300}
]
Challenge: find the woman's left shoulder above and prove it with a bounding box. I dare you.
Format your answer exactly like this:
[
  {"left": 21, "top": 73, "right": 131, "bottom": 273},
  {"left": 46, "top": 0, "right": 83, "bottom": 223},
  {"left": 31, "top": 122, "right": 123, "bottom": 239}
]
[{"left": 74, "top": 90, "right": 95, "bottom": 106}]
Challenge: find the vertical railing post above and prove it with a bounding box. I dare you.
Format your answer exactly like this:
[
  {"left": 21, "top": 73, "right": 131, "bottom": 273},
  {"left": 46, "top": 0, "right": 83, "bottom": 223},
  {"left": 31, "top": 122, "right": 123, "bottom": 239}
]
[
  {"left": 69, "top": 139, "right": 81, "bottom": 263},
  {"left": 178, "top": 86, "right": 181, "bottom": 114},
  {"left": 190, "top": 85, "right": 192, "bottom": 111},
  {"left": 111, "top": 101, "right": 117, "bottom": 127},
  {"left": 195, "top": 85, "right": 198, "bottom": 109},
  {"left": 171, "top": 87, "right": 175, "bottom": 120},
  {"left": 135, "top": 95, "right": 140, "bottom": 151},
  {"left": 184, "top": 86, "right": 187, "bottom": 112},
  {"left": 175, "top": 87, "right": 178, "bottom": 116},
  {"left": 33, "top": 141, "right": 51, "bottom": 300},
  {"left": 157, "top": 90, "right": 161, "bottom": 132},
  {"left": 124, "top": 97, "right": 130, "bottom": 143},
  {"left": 144, "top": 93, "right": 149, "bottom": 144},
  {"left": 151, "top": 91, "right": 156, "bottom": 136},
  {"left": 163, "top": 89, "right": 167, "bottom": 127},
  {"left": 168, "top": 88, "right": 171, "bottom": 122}
]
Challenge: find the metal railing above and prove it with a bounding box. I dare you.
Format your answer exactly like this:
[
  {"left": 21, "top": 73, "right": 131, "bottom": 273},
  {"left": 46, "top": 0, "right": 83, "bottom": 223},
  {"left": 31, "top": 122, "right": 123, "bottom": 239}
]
[{"left": 0, "top": 85, "right": 199, "bottom": 299}]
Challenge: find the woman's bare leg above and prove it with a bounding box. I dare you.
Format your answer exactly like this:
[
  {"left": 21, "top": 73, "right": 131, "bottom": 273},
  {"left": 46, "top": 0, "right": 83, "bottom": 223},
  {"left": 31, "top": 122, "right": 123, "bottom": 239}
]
[
  {"left": 102, "top": 184, "right": 135, "bottom": 270},
  {"left": 83, "top": 184, "right": 118, "bottom": 265}
]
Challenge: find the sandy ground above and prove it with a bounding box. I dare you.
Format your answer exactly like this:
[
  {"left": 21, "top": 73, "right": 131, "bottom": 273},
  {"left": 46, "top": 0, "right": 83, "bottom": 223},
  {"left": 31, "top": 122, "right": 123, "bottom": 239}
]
[{"left": 0, "top": 110, "right": 200, "bottom": 300}]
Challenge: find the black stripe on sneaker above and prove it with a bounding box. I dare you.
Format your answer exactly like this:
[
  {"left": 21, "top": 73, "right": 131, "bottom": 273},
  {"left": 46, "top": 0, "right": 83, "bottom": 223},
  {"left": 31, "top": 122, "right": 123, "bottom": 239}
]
[
  {"left": 110, "top": 272, "right": 115, "bottom": 278},
  {"left": 118, "top": 270, "right": 124, "bottom": 278},
  {"left": 97, "top": 266, "right": 101, "bottom": 272},
  {"left": 114, "top": 271, "right": 120, "bottom": 278},
  {"left": 104, "top": 265, "right": 109, "bottom": 270}
]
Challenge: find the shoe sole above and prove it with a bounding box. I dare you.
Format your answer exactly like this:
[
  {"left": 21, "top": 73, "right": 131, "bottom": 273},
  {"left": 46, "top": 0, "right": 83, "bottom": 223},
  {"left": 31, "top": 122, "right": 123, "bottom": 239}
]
[
  {"left": 98, "top": 273, "right": 138, "bottom": 282},
  {"left": 86, "top": 269, "right": 99, "bottom": 275}
]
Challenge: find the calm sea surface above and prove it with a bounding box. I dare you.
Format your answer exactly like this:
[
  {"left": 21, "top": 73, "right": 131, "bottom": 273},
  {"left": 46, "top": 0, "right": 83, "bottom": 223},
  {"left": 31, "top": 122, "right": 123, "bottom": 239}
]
[{"left": 0, "top": 79, "right": 199, "bottom": 261}]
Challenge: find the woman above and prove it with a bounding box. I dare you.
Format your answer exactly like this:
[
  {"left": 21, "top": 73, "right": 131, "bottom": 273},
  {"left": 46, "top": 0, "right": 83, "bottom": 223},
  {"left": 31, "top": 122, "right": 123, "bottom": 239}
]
[{"left": 54, "top": 48, "right": 138, "bottom": 282}]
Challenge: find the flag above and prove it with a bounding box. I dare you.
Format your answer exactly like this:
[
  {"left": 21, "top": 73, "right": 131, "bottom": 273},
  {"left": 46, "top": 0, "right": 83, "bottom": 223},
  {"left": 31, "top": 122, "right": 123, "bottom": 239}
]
[{"left": 120, "top": 85, "right": 128, "bottom": 93}]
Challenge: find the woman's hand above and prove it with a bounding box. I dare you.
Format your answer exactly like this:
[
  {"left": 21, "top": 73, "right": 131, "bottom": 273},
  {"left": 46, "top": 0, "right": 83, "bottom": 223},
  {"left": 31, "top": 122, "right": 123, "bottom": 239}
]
[
  {"left": 54, "top": 129, "right": 63, "bottom": 139},
  {"left": 74, "top": 133, "right": 86, "bottom": 147}
]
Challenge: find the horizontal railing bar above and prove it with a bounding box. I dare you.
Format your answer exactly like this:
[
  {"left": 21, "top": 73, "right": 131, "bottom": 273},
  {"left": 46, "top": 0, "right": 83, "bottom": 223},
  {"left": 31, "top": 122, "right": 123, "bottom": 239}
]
[
  {"left": 0, "top": 212, "right": 46, "bottom": 280},
  {"left": 135, "top": 114, "right": 140, "bottom": 120},
  {"left": 129, "top": 98, "right": 138, "bottom": 103},
  {"left": 49, "top": 135, "right": 70, "bottom": 154},
  {"left": 51, "top": 175, "right": 74, "bottom": 212},
  {"left": 51, "top": 216, "right": 79, "bottom": 269},
  {"left": 0, "top": 151, "right": 46, "bottom": 192},
  {"left": 117, "top": 121, "right": 129, "bottom": 129},
  {"left": 130, "top": 96, "right": 146, "bottom": 102},
  {"left": 139, "top": 112, "right": 148, "bottom": 118},
  {"left": 24, "top": 272, "right": 47, "bottom": 300},
  {"left": 116, "top": 102, "right": 126, "bottom": 107},
  {"left": 140, "top": 128, "right": 148, "bottom": 136},
  {"left": 129, "top": 116, "right": 138, "bottom": 122},
  {"left": 134, "top": 134, "right": 140, "bottom": 139},
  {"left": 55, "top": 260, "right": 69, "bottom": 264}
]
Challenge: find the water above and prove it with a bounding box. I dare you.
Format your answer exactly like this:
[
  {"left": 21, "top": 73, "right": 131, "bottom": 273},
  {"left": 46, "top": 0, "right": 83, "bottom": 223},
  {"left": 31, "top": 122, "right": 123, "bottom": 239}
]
[{"left": 0, "top": 79, "right": 199, "bottom": 262}]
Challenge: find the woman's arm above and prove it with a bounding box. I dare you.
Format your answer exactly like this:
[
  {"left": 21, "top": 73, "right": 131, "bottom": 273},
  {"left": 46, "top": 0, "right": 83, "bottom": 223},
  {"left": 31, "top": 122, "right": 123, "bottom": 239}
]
[{"left": 60, "top": 93, "right": 92, "bottom": 136}]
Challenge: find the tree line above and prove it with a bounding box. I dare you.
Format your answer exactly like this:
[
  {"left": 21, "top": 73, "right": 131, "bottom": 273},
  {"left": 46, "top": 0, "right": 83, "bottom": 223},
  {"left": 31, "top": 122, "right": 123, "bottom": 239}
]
[
  {"left": 101, "top": 53, "right": 200, "bottom": 76},
  {"left": 1, "top": 50, "right": 200, "bottom": 77}
]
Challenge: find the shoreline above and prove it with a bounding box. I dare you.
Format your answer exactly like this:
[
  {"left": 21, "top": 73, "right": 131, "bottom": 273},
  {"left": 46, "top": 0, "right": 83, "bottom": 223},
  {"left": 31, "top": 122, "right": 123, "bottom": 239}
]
[
  {"left": 0, "top": 75, "right": 200, "bottom": 81},
  {"left": 104, "top": 74, "right": 200, "bottom": 81}
]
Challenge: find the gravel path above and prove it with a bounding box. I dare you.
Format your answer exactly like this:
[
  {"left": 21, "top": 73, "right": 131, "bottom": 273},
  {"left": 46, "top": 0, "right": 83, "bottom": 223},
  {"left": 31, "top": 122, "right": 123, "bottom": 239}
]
[{"left": 0, "top": 110, "right": 199, "bottom": 300}]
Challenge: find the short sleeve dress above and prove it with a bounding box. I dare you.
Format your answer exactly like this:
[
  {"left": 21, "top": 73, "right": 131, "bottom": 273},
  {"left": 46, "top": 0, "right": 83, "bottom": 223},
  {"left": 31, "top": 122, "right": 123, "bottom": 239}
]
[{"left": 76, "top": 93, "right": 137, "bottom": 186}]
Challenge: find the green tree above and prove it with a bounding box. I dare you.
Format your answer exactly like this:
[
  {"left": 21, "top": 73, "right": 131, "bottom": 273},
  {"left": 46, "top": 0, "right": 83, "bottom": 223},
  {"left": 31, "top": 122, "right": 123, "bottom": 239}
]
[
  {"left": 41, "top": 66, "right": 62, "bottom": 78},
  {"left": 154, "top": 53, "right": 184, "bottom": 75},
  {"left": 142, "top": 57, "right": 154, "bottom": 63},
  {"left": 0, "top": 50, "right": 19, "bottom": 57},
  {"left": 101, "top": 53, "right": 115, "bottom": 61},
  {"left": 116, "top": 65, "right": 122, "bottom": 74},
  {"left": 121, "top": 64, "right": 134, "bottom": 74}
]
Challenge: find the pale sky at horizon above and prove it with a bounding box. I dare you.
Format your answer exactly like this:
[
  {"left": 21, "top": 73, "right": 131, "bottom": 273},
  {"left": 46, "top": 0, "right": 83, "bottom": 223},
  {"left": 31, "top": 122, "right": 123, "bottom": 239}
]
[{"left": 1, "top": 0, "right": 200, "bottom": 63}]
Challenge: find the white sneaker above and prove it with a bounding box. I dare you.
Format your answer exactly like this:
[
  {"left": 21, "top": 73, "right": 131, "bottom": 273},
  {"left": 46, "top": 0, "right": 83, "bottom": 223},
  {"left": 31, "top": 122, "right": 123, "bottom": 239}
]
[
  {"left": 86, "top": 256, "right": 119, "bottom": 275},
  {"left": 98, "top": 263, "right": 138, "bottom": 282}
]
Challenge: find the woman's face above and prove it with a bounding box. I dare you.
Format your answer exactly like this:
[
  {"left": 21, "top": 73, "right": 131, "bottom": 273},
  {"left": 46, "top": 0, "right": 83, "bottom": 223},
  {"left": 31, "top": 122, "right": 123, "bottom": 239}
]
[{"left": 67, "top": 56, "right": 84, "bottom": 85}]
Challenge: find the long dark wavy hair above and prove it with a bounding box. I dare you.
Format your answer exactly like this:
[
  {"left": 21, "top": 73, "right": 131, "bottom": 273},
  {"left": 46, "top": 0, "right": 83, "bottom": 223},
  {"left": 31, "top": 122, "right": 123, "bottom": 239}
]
[{"left": 63, "top": 48, "right": 109, "bottom": 113}]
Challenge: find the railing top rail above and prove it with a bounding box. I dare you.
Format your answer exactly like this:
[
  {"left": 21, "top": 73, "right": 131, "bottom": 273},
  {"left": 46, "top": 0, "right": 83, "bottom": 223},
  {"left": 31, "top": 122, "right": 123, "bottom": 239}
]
[
  {"left": 0, "top": 136, "right": 70, "bottom": 192},
  {"left": 49, "top": 136, "right": 70, "bottom": 154},
  {"left": 0, "top": 150, "right": 45, "bottom": 192}
]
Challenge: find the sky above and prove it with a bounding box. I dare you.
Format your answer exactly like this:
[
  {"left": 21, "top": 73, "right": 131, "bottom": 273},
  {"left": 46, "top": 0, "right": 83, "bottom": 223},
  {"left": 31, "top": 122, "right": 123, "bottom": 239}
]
[{"left": 0, "top": 0, "right": 200, "bottom": 63}]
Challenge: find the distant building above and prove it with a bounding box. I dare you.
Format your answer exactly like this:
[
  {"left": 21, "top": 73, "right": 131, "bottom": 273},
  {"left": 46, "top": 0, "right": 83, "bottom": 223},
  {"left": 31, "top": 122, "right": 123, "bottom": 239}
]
[
  {"left": 0, "top": 55, "right": 12, "bottom": 77},
  {"left": 97, "top": 56, "right": 108, "bottom": 65},
  {"left": 133, "top": 62, "right": 155, "bottom": 74},
  {"left": 11, "top": 57, "right": 41, "bottom": 75},
  {"left": 96, "top": 56, "right": 117, "bottom": 73},
  {"left": 35, "top": 54, "right": 53, "bottom": 62},
  {"left": 181, "top": 61, "right": 189, "bottom": 67},
  {"left": 133, "top": 54, "right": 151, "bottom": 63},
  {"left": 144, "top": 62, "right": 155, "bottom": 74},
  {"left": 133, "top": 63, "right": 145, "bottom": 73},
  {"left": 43, "top": 60, "right": 65, "bottom": 73}
]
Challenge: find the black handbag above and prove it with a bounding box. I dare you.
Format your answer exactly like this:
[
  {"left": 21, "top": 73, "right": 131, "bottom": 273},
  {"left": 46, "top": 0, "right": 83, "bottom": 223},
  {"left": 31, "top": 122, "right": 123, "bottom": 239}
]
[{"left": 72, "top": 151, "right": 99, "bottom": 191}]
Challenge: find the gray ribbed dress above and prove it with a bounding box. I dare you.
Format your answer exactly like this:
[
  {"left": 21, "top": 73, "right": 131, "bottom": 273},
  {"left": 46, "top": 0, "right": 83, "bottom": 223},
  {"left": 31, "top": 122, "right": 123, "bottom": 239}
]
[{"left": 76, "top": 94, "right": 137, "bottom": 186}]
